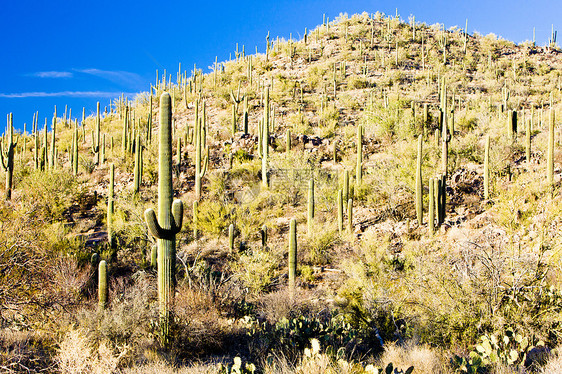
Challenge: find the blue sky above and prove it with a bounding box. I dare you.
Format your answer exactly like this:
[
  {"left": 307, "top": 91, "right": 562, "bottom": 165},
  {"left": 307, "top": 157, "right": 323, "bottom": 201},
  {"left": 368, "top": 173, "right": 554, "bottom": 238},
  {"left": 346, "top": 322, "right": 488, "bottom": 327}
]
[{"left": 2, "top": 0, "right": 561, "bottom": 132}]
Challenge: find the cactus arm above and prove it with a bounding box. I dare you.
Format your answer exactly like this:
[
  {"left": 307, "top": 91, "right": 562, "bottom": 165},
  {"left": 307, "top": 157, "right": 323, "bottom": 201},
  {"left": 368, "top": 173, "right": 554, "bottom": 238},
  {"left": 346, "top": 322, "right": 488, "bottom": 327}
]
[
  {"left": 0, "top": 146, "right": 7, "bottom": 171},
  {"left": 201, "top": 146, "right": 209, "bottom": 177},
  {"left": 172, "top": 199, "right": 183, "bottom": 232},
  {"left": 145, "top": 208, "right": 166, "bottom": 239}
]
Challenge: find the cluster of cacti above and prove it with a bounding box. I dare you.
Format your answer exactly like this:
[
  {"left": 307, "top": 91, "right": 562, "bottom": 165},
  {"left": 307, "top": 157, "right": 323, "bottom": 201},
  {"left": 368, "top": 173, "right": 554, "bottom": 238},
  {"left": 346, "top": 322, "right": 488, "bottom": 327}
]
[
  {"left": 144, "top": 93, "right": 184, "bottom": 344},
  {"left": 0, "top": 113, "right": 17, "bottom": 200}
]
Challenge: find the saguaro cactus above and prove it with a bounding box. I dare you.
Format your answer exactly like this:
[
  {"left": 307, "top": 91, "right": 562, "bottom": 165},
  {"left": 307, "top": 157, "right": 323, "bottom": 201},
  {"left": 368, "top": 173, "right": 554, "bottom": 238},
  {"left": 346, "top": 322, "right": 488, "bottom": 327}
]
[
  {"left": 415, "top": 135, "right": 423, "bottom": 225},
  {"left": 288, "top": 218, "right": 297, "bottom": 292},
  {"left": 0, "top": 113, "right": 17, "bottom": 200},
  {"left": 144, "top": 93, "right": 184, "bottom": 344},
  {"left": 428, "top": 177, "right": 435, "bottom": 233},
  {"left": 134, "top": 134, "right": 143, "bottom": 194},
  {"left": 347, "top": 198, "right": 353, "bottom": 232},
  {"left": 337, "top": 189, "right": 343, "bottom": 233},
  {"left": 195, "top": 108, "right": 209, "bottom": 200},
  {"left": 98, "top": 260, "right": 108, "bottom": 310},
  {"left": 356, "top": 125, "right": 363, "bottom": 186},
  {"left": 108, "top": 163, "right": 115, "bottom": 247},
  {"left": 92, "top": 102, "right": 101, "bottom": 165},
  {"left": 229, "top": 223, "right": 235, "bottom": 251},
  {"left": 262, "top": 87, "right": 270, "bottom": 187}
]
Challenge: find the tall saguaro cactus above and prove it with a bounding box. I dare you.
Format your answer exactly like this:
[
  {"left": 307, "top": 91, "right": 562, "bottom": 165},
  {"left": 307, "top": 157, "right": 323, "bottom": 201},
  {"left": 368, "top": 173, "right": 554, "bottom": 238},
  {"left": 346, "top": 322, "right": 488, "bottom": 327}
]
[
  {"left": 1, "top": 113, "right": 17, "bottom": 200},
  {"left": 356, "top": 125, "right": 363, "bottom": 186},
  {"left": 308, "top": 178, "right": 315, "bottom": 235},
  {"left": 98, "top": 260, "right": 108, "bottom": 310},
  {"left": 262, "top": 87, "right": 270, "bottom": 187},
  {"left": 415, "top": 135, "right": 423, "bottom": 225},
  {"left": 108, "top": 164, "right": 115, "bottom": 247},
  {"left": 144, "top": 93, "right": 184, "bottom": 344},
  {"left": 288, "top": 218, "right": 297, "bottom": 292}
]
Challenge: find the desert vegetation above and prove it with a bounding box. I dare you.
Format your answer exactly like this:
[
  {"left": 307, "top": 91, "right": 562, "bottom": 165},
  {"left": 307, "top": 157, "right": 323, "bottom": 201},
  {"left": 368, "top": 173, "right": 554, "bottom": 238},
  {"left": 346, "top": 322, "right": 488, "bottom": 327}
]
[{"left": 2, "top": 11, "right": 562, "bottom": 373}]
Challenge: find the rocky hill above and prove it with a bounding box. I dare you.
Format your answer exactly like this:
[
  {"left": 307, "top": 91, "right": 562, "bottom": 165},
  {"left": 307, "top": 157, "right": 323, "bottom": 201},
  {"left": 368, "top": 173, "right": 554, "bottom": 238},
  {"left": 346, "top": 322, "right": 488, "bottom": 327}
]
[{"left": 1, "top": 12, "right": 562, "bottom": 374}]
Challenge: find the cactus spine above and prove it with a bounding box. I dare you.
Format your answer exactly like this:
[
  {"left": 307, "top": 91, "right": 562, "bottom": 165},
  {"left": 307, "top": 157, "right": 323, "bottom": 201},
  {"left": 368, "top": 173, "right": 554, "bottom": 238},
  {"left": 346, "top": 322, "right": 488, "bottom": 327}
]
[
  {"left": 98, "top": 260, "right": 108, "bottom": 310},
  {"left": 144, "top": 93, "right": 184, "bottom": 344},
  {"left": 0, "top": 113, "right": 17, "bottom": 200},
  {"left": 308, "top": 178, "right": 314, "bottom": 235},
  {"left": 548, "top": 109, "right": 555, "bottom": 184},
  {"left": 288, "top": 218, "right": 297, "bottom": 292},
  {"left": 415, "top": 135, "right": 423, "bottom": 225}
]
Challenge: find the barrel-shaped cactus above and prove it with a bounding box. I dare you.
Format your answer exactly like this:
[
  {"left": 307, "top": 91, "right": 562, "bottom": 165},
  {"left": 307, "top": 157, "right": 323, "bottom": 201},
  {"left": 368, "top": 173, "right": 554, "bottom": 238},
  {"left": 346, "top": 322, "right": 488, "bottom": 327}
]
[{"left": 144, "top": 93, "right": 184, "bottom": 344}]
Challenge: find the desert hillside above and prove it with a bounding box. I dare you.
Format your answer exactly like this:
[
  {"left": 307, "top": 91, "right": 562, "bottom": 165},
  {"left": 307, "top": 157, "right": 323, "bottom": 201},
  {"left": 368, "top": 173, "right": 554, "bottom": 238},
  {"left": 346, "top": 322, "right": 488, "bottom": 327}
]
[{"left": 1, "top": 12, "right": 562, "bottom": 374}]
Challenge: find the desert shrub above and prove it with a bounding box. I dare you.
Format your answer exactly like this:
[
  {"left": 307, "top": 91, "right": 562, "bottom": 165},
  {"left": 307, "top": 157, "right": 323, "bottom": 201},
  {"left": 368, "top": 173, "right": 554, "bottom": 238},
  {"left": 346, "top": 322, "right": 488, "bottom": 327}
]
[{"left": 19, "top": 169, "right": 85, "bottom": 221}]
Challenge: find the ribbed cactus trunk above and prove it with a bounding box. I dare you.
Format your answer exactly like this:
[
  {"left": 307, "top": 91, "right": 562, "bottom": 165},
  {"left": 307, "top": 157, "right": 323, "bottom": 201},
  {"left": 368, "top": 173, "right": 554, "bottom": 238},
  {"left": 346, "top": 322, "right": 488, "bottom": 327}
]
[
  {"left": 415, "top": 135, "right": 423, "bottom": 225},
  {"left": 428, "top": 178, "right": 435, "bottom": 233},
  {"left": 337, "top": 189, "right": 343, "bottom": 233},
  {"left": 308, "top": 179, "right": 315, "bottom": 235},
  {"left": 262, "top": 88, "right": 270, "bottom": 187},
  {"left": 108, "top": 164, "right": 115, "bottom": 247},
  {"left": 94, "top": 102, "right": 101, "bottom": 165},
  {"left": 229, "top": 224, "right": 235, "bottom": 251},
  {"left": 286, "top": 129, "right": 291, "bottom": 153},
  {"left": 134, "top": 134, "right": 142, "bottom": 194},
  {"left": 356, "top": 125, "right": 363, "bottom": 186},
  {"left": 347, "top": 199, "right": 353, "bottom": 232},
  {"left": 288, "top": 218, "right": 297, "bottom": 292},
  {"left": 98, "top": 260, "right": 108, "bottom": 310},
  {"left": 144, "top": 93, "right": 184, "bottom": 344}
]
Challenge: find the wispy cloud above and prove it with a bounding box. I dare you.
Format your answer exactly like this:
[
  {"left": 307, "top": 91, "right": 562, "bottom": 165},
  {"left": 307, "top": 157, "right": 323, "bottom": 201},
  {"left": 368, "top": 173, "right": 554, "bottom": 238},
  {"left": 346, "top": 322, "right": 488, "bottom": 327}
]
[
  {"left": 0, "top": 91, "right": 135, "bottom": 98},
  {"left": 74, "top": 68, "right": 145, "bottom": 88},
  {"left": 30, "top": 71, "right": 73, "bottom": 78}
]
